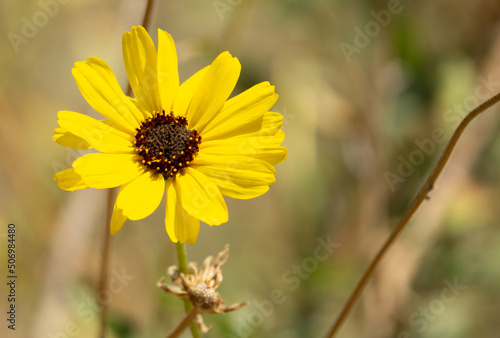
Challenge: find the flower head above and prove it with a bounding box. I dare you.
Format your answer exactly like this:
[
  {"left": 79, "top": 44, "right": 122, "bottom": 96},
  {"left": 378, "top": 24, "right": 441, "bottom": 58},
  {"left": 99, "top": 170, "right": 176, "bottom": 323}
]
[
  {"left": 158, "top": 245, "right": 248, "bottom": 332},
  {"left": 53, "top": 26, "right": 286, "bottom": 244}
]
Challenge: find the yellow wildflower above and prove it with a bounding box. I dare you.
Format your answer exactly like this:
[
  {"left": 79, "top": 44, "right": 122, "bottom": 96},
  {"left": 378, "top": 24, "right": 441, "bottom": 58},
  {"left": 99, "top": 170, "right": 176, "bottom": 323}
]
[{"left": 54, "top": 26, "right": 286, "bottom": 244}]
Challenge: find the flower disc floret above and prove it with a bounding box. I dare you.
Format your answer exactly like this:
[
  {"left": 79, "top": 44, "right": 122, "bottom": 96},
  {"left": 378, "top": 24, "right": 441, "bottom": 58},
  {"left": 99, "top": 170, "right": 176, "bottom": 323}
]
[{"left": 135, "top": 110, "right": 201, "bottom": 178}]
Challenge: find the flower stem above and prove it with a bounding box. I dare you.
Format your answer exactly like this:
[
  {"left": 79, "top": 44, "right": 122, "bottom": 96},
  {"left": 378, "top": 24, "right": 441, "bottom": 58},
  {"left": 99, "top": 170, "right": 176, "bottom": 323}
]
[
  {"left": 175, "top": 242, "right": 201, "bottom": 338},
  {"left": 175, "top": 242, "right": 189, "bottom": 274},
  {"left": 326, "top": 91, "right": 500, "bottom": 337},
  {"left": 97, "top": 1, "right": 156, "bottom": 337}
]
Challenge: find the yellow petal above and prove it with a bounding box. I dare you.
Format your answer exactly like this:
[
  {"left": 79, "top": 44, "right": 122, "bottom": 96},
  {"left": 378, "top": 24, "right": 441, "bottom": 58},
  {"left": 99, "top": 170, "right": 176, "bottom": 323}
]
[
  {"left": 165, "top": 178, "right": 200, "bottom": 245},
  {"left": 192, "top": 154, "right": 275, "bottom": 199},
  {"left": 201, "top": 130, "right": 287, "bottom": 165},
  {"left": 72, "top": 57, "right": 144, "bottom": 133},
  {"left": 158, "top": 29, "right": 179, "bottom": 112},
  {"left": 53, "top": 128, "right": 92, "bottom": 149},
  {"left": 110, "top": 203, "right": 127, "bottom": 235},
  {"left": 54, "top": 167, "right": 88, "bottom": 191},
  {"left": 186, "top": 52, "right": 241, "bottom": 131},
  {"left": 115, "top": 171, "right": 165, "bottom": 220},
  {"left": 122, "top": 26, "right": 161, "bottom": 114},
  {"left": 205, "top": 110, "right": 283, "bottom": 141},
  {"left": 203, "top": 82, "right": 278, "bottom": 140},
  {"left": 175, "top": 167, "right": 228, "bottom": 226},
  {"left": 73, "top": 153, "right": 144, "bottom": 189},
  {"left": 172, "top": 66, "right": 208, "bottom": 117},
  {"left": 56, "top": 111, "right": 135, "bottom": 153}
]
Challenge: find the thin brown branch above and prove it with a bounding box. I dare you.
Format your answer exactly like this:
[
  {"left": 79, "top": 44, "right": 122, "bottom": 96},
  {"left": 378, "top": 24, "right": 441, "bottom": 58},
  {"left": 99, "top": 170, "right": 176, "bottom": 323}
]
[
  {"left": 167, "top": 308, "right": 200, "bottom": 338},
  {"left": 141, "top": 0, "right": 155, "bottom": 32},
  {"left": 326, "top": 91, "right": 500, "bottom": 337},
  {"left": 97, "top": 188, "right": 114, "bottom": 338},
  {"left": 97, "top": 1, "right": 155, "bottom": 337}
]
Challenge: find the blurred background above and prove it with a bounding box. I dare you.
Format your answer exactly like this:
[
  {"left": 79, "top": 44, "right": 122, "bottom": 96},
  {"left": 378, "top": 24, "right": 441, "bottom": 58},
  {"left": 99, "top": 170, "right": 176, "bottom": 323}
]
[{"left": 1, "top": 0, "right": 500, "bottom": 337}]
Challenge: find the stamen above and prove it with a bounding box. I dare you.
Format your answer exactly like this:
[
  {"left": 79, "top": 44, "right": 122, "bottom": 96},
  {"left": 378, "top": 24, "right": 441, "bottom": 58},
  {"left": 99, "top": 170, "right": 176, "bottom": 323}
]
[{"left": 134, "top": 111, "right": 202, "bottom": 178}]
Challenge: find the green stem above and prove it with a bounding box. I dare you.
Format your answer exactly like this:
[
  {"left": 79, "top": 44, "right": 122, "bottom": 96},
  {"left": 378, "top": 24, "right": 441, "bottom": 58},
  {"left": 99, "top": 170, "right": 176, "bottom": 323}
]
[
  {"left": 175, "top": 242, "right": 189, "bottom": 274},
  {"left": 175, "top": 242, "right": 201, "bottom": 338}
]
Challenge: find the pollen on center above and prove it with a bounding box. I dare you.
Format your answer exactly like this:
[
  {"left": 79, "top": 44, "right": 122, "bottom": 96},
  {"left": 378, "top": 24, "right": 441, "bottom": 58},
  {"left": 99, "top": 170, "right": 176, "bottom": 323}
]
[{"left": 134, "top": 111, "right": 201, "bottom": 178}]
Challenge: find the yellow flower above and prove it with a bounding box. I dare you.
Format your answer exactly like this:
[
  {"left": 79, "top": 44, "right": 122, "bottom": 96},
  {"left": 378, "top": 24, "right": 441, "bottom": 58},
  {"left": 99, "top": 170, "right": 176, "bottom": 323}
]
[{"left": 53, "top": 26, "right": 286, "bottom": 244}]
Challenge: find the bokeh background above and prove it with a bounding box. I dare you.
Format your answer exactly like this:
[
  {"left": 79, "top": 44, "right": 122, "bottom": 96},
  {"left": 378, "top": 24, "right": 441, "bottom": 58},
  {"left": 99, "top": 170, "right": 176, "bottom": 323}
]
[{"left": 2, "top": 0, "right": 500, "bottom": 337}]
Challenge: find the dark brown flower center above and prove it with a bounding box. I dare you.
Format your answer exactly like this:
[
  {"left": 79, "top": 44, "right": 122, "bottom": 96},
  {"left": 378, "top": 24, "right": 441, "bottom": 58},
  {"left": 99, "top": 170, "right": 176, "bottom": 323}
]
[{"left": 134, "top": 111, "right": 201, "bottom": 178}]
